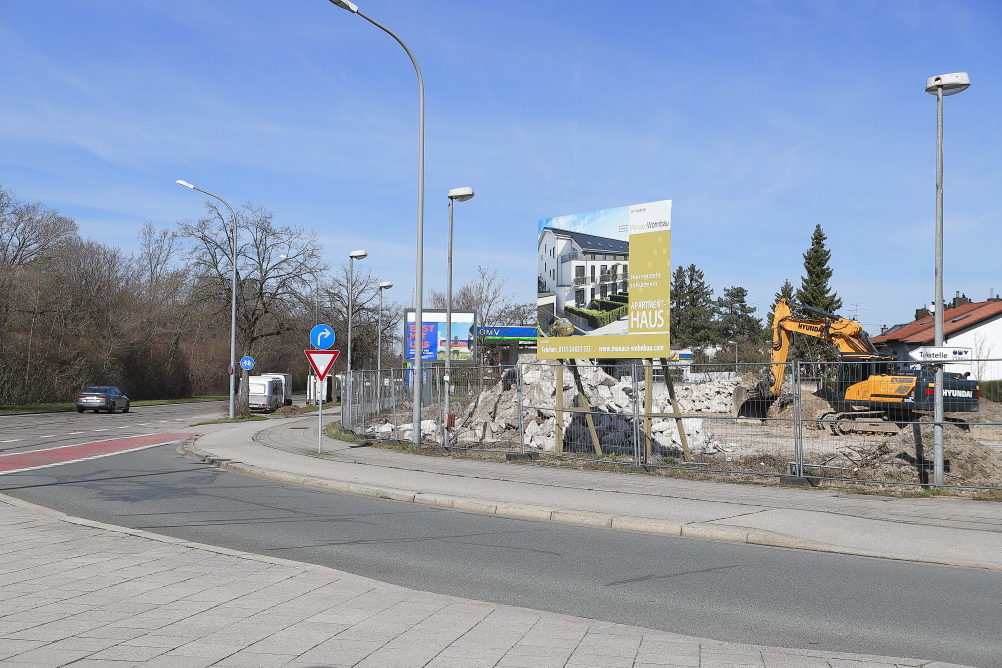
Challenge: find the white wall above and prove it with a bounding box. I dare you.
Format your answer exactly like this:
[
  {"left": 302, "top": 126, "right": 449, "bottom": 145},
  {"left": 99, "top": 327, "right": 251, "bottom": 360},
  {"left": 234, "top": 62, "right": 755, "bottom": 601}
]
[{"left": 943, "top": 313, "right": 1002, "bottom": 381}]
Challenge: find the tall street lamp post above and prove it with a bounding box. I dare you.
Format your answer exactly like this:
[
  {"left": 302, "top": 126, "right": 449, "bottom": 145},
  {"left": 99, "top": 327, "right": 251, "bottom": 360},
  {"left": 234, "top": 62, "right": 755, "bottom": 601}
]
[
  {"left": 325, "top": 0, "right": 426, "bottom": 445},
  {"left": 175, "top": 180, "right": 238, "bottom": 420},
  {"left": 347, "top": 249, "right": 368, "bottom": 429},
  {"left": 444, "top": 187, "right": 475, "bottom": 446},
  {"left": 377, "top": 281, "right": 392, "bottom": 410},
  {"left": 925, "top": 72, "right": 970, "bottom": 487}
]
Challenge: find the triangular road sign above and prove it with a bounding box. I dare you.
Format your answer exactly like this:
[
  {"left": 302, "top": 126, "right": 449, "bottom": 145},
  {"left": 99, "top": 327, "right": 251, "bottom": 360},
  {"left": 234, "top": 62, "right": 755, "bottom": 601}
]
[{"left": 304, "top": 350, "right": 340, "bottom": 380}]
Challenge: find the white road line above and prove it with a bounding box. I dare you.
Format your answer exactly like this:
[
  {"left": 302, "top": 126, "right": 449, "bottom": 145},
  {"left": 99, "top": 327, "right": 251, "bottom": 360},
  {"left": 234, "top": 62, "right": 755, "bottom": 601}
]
[
  {"left": 1, "top": 440, "right": 21, "bottom": 443},
  {"left": 117, "top": 426, "right": 129, "bottom": 429},
  {"left": 93, "top": 429, "right": 109, "bottom": 432},
  {"left": 68, "top": 432, "right": 83, "bottom": 435},
  {"left": 158, "top": 420, "right": 168, "bottom": 423},
  {"left": 40, "top": 435, "right": 56, "bottom": 438},
  {"left": 137, "top": 423, "right": 149, "bottom": 426}
]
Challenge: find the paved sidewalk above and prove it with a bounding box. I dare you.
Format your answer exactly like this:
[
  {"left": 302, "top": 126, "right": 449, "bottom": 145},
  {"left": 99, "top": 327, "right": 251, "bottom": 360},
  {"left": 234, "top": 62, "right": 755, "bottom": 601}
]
[
  {"left": 188, "top": 416, "right": 1002, "bottom": 571},
  {"left": 0, "top": 494, "right": 973, "bottom": 668}
]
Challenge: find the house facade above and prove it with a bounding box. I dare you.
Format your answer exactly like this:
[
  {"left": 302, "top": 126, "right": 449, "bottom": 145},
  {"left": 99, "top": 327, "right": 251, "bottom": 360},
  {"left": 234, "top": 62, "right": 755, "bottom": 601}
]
[
  {"left": 537, "top": 227, "right": 629, "bottom": 311},
  {"left": 872, "top": 298, "right": 1002, "bottom": 380}
]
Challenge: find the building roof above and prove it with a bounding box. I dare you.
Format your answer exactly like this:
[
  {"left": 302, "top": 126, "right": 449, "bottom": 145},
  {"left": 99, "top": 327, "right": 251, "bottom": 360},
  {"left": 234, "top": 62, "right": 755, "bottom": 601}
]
[
  {"left": 872, "top": 300, "right": 1002, "bottom": 346},
  {"left": 543, "top": 227, "right": 629, "bottom": 254}
]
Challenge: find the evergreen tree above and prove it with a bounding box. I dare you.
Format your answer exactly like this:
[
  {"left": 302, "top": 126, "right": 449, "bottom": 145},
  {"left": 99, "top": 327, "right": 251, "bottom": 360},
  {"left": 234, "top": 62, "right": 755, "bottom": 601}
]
[
  {"left": 670, "top": 264, "right": 718, "bottom": 349},
  {"left": 795, "top": 224, "right": 841, "bottom": 314},
  {"left": 716, "top": 286, "right": 763, "bottom": 342},
  {"left": 767, "top": 279, "right": 794, "bottom": 329}
]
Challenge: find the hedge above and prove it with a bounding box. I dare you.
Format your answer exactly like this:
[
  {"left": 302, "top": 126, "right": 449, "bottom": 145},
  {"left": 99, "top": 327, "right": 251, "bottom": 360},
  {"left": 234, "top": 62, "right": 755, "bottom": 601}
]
[{"left": 564, "top": 303, "right": 629, "bottom": 329}]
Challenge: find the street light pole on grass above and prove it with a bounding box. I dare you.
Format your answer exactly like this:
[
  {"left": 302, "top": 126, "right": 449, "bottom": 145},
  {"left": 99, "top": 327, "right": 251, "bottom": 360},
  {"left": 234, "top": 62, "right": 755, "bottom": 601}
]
[
  {"left": 925, "top": 72, "right": 970, "bottom": 486},
  {"left": 445, "top": 187, "right": 475, "bottom": 446},
  {"left": 175, "top": 180, "right": 238, "bottom": 420},
  {"left": 347, "top": 249, "right": 368, "bottom": 429},
  {"left": 325, "top": 0, "right": 426, "bottom": 445}
]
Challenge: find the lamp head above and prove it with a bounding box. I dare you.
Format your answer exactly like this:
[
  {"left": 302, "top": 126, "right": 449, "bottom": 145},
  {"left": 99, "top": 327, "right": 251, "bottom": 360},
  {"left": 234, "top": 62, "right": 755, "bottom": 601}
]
[
  {"left": 925, "top": 72, "right": 970, "bottom": 96},
  {"left": 379, "top": 281, "right": 393, "bottom": 290},
  {"left": 328, "top": 0, "right": 358, "bottom": 12},
  {"left": 349, "top": 249, "right": 368, "bottom": 260},
  {"left": 175, "top": 180, "right": 195, "bottom": 189},
  {"left": 447, "top": 186, "right": 475, "bottom": 202}
]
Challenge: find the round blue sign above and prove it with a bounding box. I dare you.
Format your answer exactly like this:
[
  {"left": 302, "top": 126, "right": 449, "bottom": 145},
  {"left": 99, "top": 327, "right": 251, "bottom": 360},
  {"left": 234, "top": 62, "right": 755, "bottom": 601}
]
[
  {"left": 310, "top": 324, "right": 336, "bottom": 350},
  {"left": 239, "top": 356, "right": 255, "bottom": 370}
]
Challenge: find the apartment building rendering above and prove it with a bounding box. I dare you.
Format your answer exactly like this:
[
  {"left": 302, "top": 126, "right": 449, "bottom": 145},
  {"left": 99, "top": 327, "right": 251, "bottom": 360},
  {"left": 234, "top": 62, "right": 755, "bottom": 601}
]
[{"left": 537, "top": 227, "right": 629, "bottom": 311}]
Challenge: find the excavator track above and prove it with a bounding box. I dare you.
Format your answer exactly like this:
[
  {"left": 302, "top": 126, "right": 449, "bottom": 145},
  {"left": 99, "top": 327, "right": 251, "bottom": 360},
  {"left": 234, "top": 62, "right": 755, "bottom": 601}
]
[{"left": 815, "top": 410, "right": 901, "bottom": 436}]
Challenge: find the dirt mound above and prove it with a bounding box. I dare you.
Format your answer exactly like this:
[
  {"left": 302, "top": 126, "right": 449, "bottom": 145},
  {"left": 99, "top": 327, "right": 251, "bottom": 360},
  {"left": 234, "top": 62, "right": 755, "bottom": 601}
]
[
  {"left": 843, "top": 421, "right": 1002, "bottom": 487},
  {"left": 775, "top": 391, "right": 835, "bottom": 420},
  {"left": 273, "top": 405, "right": 304, "bottom": 415}
]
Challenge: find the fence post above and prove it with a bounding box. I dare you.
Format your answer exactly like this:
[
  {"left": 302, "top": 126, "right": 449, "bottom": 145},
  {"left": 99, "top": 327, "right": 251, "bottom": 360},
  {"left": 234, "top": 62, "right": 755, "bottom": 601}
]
[
  {"left": 516, "top": 361, "right": 525, "bottom": 455},
  {"left": 794, "top": 361, "right": 804, "bottom": 478},
  {"left": 392, "top": 369, "right": 397, "bottom": 440},
  {"left": 632, "top": 362, "right": 641, "bottom": 465},
  {"left": 555, "top": 361, "right": 564, "bottom": 455},
  {"left": 643, "top": 359, "right": 653, "bottom": 459}
]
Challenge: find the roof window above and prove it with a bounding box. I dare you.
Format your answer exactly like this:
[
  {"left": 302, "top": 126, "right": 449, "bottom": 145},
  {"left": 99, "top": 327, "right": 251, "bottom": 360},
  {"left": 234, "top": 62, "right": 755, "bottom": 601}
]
[{"left": 950, "top": 314, "right": 969, "bottom": 323}]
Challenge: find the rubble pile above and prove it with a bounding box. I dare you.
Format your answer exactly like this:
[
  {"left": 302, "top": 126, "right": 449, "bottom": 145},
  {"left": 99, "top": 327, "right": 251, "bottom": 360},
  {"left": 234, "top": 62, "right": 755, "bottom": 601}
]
[{"left": 440, "top": 355, "right": 746, "bottom": 456}]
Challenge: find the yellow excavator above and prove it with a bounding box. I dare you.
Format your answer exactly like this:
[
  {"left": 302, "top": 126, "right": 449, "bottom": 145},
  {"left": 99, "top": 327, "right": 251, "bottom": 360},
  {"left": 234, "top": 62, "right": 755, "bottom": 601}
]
[{"left": 734, "top": 298, "right": 980, "bottom": 433}]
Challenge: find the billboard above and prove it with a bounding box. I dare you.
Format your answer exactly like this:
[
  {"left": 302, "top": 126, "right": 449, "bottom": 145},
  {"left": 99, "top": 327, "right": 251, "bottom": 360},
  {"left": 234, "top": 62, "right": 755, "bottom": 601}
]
[
  {"left": 536, "top": 200, "right": 671, "bottom": 359},
  {"left": 404, "top": 309, "right": 477, "bottom": 363}
]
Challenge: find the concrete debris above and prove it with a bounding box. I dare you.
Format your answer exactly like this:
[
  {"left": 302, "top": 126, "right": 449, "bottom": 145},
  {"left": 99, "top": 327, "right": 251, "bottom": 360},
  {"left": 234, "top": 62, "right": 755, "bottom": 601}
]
[{"left": 448, "top": 354, "right": 742, "bottom": 455}]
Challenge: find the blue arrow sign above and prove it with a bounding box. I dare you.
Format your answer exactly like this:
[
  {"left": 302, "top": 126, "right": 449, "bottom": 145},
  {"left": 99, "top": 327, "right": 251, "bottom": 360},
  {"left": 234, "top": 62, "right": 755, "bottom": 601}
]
[
  {"left": 239, "top": 356, "right": 255, "bottom": 371},
  {"left": 310, "top": 324, "right": 336, "bottom": 350}
]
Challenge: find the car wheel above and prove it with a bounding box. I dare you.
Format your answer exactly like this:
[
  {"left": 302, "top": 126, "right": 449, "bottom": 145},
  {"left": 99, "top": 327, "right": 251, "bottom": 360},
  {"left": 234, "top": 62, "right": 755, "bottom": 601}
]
[
  {"left": 108, "top": 402, "right": 116, "bottom": 414},
  {"left": 122, "top": 402, "right": 130, "bottom": 413},
  {"left": 77, "top": 407, "right": 85, "bottom": 413}
]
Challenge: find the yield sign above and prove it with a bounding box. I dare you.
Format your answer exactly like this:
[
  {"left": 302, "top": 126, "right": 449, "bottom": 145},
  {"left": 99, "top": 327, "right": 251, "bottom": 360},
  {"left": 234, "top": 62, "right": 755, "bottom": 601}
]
[{"left": 304, "top": 350, "right": 340, "bottom": 380}]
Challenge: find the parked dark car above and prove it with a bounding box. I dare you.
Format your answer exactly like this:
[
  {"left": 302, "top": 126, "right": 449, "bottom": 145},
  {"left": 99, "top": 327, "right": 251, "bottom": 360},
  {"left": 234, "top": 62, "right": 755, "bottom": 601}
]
[{"left": 76, "top": 386, "right": 130, "bottom": 413}]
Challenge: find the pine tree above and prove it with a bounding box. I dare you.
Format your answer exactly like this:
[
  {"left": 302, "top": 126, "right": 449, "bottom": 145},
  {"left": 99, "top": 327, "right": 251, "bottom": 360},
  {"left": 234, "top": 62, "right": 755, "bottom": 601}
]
[
  {"left": 767, "top": 279, "right": 794, "bottom": 329},
  {"left": 670, "top": 264, "right": 717, "bottom": 349},
  {"left": 795, "top": 225, "right": 841, "bottom": 314},
  {"left": 716, "top": 286, "right": 763, "bottom": 342}
]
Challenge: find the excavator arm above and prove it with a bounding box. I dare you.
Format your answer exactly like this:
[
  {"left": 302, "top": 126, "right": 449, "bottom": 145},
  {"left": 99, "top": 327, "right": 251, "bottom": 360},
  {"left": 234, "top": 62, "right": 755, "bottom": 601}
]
[{"left": 765, "top": 298, "right": 878, "bottom": 396}]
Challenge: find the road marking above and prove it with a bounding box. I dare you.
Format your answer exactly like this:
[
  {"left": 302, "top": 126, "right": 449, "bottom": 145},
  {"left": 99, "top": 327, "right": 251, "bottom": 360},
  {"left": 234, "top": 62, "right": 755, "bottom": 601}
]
[
  {"left": 158, "top": 420, "right": 168, "bottom": 423},
  {"left": 0, "top": 440, "right": 20, "bottom": 443},
  {"left": 117, "top": 426, "right": 129, "bottom": 428},
  {"left": 40, "top": 435, "right": 56, "bottom": 438},
  {"left": 137, "top": 423, "right": 149, "bottom": 426},
  {"left": 0, "top": 433, "right": 198, "bottom": 475},
  {"left": 93, "top": 429, "right": 109, "bottom": 432},
  {"left": 68, "top": 432, "right": 83, "bottom": 435}
]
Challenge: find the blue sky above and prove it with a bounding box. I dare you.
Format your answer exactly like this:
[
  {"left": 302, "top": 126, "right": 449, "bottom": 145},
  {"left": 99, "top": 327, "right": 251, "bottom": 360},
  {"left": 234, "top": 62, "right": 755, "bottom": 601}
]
[{"left": 1, "top": 0, "right": 999, "bottom": 331}]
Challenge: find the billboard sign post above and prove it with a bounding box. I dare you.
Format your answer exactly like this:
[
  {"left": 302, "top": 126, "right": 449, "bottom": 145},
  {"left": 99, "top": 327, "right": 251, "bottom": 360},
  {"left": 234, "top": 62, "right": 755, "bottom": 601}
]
[
  {"left": 536, "top": 199, "right": 672, "bottom": 359},
  {"left": 404, "top": 309, "right": 478, "bottom": 364}
]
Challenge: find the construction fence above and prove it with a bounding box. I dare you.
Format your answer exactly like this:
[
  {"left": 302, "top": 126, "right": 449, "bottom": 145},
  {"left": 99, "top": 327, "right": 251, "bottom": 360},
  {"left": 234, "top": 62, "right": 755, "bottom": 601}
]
[{"left": 341, "top": 358, "right": 1002, "bottom": 490}]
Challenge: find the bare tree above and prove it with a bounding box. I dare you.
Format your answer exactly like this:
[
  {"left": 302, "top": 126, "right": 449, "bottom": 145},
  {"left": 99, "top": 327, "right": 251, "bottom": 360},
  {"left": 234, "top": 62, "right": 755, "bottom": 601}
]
[
  {"left": 0, "top": 186, "right": 78, "bottom": 269},
  {"left": 428, "top": 265, "right": 534, "bottom": 328},
  {"left": 179, "top": 203, "right": 326, "bottom": 415}
]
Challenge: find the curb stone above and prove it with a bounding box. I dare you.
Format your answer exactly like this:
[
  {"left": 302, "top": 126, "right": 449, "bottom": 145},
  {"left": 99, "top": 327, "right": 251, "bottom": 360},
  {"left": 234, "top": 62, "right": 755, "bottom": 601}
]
[{"left": 183, "top": 437, "right": 1002, "bottom": 571}]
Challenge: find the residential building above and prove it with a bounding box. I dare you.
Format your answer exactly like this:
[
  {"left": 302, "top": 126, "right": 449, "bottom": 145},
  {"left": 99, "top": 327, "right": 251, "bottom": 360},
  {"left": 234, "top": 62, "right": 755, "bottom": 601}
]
[
  {"left": 537, "top": 227, "right": 629, "bottom": 311},
  {"left": 873, "top": 294, "right": 1002, "bottom": 380}
]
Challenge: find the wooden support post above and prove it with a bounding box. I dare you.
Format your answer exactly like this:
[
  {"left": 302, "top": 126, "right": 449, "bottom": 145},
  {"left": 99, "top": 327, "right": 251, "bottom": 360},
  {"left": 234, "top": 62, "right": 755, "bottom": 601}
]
[
  {"left": 569, "top": 363, "right": 603, "bottom": 456},
  {"left": 660, "top": 358, "right": 691, "bottom": 460},
  {"left": 643, "top": 359, "right": 654, "bottom": 459},
  {"left": 555, "top": 361, "right": 564, "bottom": 454}
]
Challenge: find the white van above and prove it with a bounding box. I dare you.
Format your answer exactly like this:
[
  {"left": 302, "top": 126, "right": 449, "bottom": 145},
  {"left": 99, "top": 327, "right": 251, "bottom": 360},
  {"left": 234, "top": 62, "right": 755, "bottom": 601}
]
[
  {"left": 258, "top": 373, "right": 293, "bottom": 406},
  {"left": 247, "top": 375, "right": 284, "bottom": 413}
]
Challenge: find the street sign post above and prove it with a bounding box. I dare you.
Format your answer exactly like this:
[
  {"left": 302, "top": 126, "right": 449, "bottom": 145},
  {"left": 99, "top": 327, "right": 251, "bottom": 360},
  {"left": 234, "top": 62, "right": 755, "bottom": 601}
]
[
  {"left": 239, "top": 356, "right": 255, "bottom": 371},
  {"left": 305, "top": 349, "right": 340, "bottom": 454},
  {"left": 310, "top": 324, "right": 336, "bottom": 350},
  {"left": 908, "top": 346, "right": 972, "bottom": 363}
]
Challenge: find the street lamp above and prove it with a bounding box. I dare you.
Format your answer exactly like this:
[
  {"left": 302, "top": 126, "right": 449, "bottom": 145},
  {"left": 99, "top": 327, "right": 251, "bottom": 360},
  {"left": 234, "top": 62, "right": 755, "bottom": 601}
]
[
  {"left": 325, "top": 0, "right": 426, "bottom": 445},
  {"left": 176, "top": 180, "right": 239, "bottom": 420},
  {"left": 444, "top": 187, "right": 475, "bottom": 446},
  {"left": 346, "top": 249, "right": 368, "bottom": 429},
  {"left": 926, "top": 72, "right": 970, "bottom": 486},
  {"left": 727, "top": 340, "right": 738, "bottom": 375},
  {"left": 377, "top": 281, "right": 392, "bottom": 410}
]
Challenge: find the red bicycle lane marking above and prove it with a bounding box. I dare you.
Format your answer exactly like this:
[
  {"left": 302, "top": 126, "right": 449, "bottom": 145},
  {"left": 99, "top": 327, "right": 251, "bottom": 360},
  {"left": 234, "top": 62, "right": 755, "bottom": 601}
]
[{"left": 0, "top": 433, "right": 200, "bottom": 475}]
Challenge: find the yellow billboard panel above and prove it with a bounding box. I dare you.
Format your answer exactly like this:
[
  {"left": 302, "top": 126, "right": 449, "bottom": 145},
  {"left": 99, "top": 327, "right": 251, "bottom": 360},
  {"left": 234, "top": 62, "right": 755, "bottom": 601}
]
[{"left": 537, "top": 333, "right": 670, "bottom": 359}]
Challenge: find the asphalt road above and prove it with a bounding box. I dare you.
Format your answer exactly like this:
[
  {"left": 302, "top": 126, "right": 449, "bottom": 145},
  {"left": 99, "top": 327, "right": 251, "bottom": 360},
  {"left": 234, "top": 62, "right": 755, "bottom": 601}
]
[
  {"left": 0, "top": 401, "right": 227, "bottom": 457},
  {"left": 2, "top": 444, "right": 1000, "bottom": 666}
]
